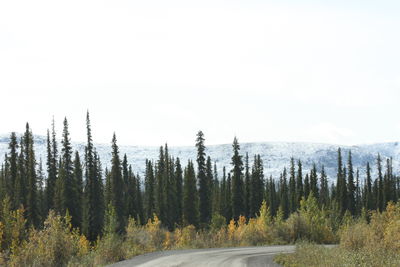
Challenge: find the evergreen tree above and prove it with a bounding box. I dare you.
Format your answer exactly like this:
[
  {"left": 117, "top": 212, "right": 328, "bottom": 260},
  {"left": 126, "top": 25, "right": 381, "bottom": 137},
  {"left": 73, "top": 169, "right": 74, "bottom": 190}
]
[
  {"left": 267, "top": 176, "right": 277, "bottom": 217},
  {"left": 73, "top": 151, "right": 83, "bottom": 228},
  {"left": 196, "top": 131, "right": 211, "bottom": 226},
  {"left": 82, "top": 112, "right": 104, "bottom": 241},
  {"left": 304, "top": 174, "right": 310, "bottom": 198},
  {"left": 165, "top": 153, "right": 178, "bottom": 230},
  {"left": 355, "top": 168, "right": 362, "bottom": 216},
  {"left": 175, "top": 158, "right": 183, "bottom": 225},
  {"left": 377, "top": 154, "right": 384, "bottom": 212},
  {"left": 310, "top": 163, "right": 319, "bottom": 200},
  {"left": 384, "top": 158, "right": 394, "bottom": 205},
  {"left": 347, "top": 151, "right": 356, "bottom": 215},
  {"left": 244, "top": 153, "right": 251, "bottom": 218},
  {"left": 109, "top": 133, "right": 125, "bottom": 232},
  {"left": 231, "top": 137, "right": 244, "bottom": 220},
  {"left": 15, "top": 137, "right": 26, "bottom": 210},
  {"left": 183, "top": 160, "right": 199, "bottom": 227},
  {"left": 37, "top": 158, "right": 46, "bottom": 222},
  {"left": 319, "top": 165, "right": 329, "bottom": 207},
  {"left": 155, "top": 146, "right": 166, "bottom": 223},
  {"left": 289, "top": 157, "right": 297, "bottom": 213},
  {"left": 104, "top": 167, "right": 111, "bottom": 207},
  {"left": 296, "top": 160, "right": 304, "bottom": 206},
  {"left": 372, "top": 179, "right": 378, "bottom": 211},
  {"left": 220, "top": 167, "right": 232, "bottom": 221},
  {"left": 144, "top": 160, "right": 156, "bottom": 221},
  {"left": 226, "top": 172, "right": 232, "bottom": 221},
  {"left": 336, "top": 148, "right": 347, "bottom": 215},
  {"left": 250, "top": 155, "right": 264, "bottom": 217},
  {"left": 8, "top": 132, "right": 18, "bottom": 207},
  {"left": 46, "top": 119, "right": 58, "bottom": 212},
  {"left": 279, "top": 167, "right": 289, "bottom": 218},
  {"left": 122, "top": 155, "right": 130, "bottom": 219},
  {"left": 57, "top": 118, "right": 78, "bottom": 227},
  {"left": 211, "top": 162, "right": 220, "bottom": 215},
  {"left": 204, "top": 156, "right": 213, "bottom": 224},
  {"left": 24, "top": 124, "right": 39, "bottom": 227},
  {"left": 134, "top": 170, "right": 144, "bottom": 224},
  {"left": 365, "top": 162, "right": 373, "bottom": 210}
]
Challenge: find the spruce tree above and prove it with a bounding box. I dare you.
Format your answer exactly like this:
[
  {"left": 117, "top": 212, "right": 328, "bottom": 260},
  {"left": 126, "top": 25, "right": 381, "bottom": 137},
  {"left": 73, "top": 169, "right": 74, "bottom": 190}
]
[
  {"left": 337, "top": 148, "right": 347, "bottom": 215},
  {"left": 133, "top": 169, "right": 144, "bottom": 224},
  {"left": 220, "top": 167, "right": 231, "bottom": 221},
  {"left": 355, "top": 168, "right": 362, "bottom": 216},
  {"left": 244, "top": 153, "right": 251, "bottom": 218},
  {"left": 122, "top": 155, "right": 130, "bottom": 219},
  {"left": 226, "top": 172, "right": 232, "bottom": 221},
  {"left": 249, "top": 155, "right": 260, "bottom": 217},
  {"left": 310, "top": 163, "right": 319, "bottom": 200},
  {"left": 165, "top": 153, "right": 178, "bottom": 230},
  {"left": 211, "top": 162, "right": 221, "bottom": 215},
  {"left": 73, "top": 151, "right": 83, "bottom": 228},
  {"left": 46, "top": 119, "right": 58, "bottom": 212},
  {"left": 144, "top": 160, "right": 156, "bottom": 221},
  {"left": 175, "top": 158, "right": 183, "bottom": 225},
  {"left": 365, "top": 162, "right": 373, "bottom": 210},
  {"left": 304, "top": 174, "right": 310, "bottom": 198},
  {"left": 296, "top": 160, "right": 304, "bottom": 206},
  {"left": 8, "top": 132, "right": 18, "bottom": 207},
  {"left": 347, "top": 151, "right": 356, "bottom": 215},
  {"left": 267, "top": 176, "right": 277, "bottom": 217},
  {"left": 15, "top": 137, "right": 26, "bottom": 209},
  {"left": 377, "top": 154, "right": 384, "bottom": 211},
  {"left": 204, "top": 156, "right": 213, "bottom": 223},
  {"left": 231, "top": 137, "right": 244, "bottom": 220},
  {"left": 196, "top": 131, "right": 211, "bottom": 226},
  {"left": 183, "top": 160, "right": 199, "bottom": 227},
  {"left": 24, "top": 124, "right": 39, "bottom": 227},
  {"left": 289, "top": 157, "right": 296, "bottom": 213},
  {"left": 155, "top": 146, "right": 166, "bottom": 223},
  {"left": 37, "top": 158, "right": 46, "bottom": 222},
  {"left": 109, "top": 133, "right": 125, "bottom": 232},
  {"left": 82, "top": 112, "right": 104, "bottom": 241},
  {"left": 319, "top": 165, "right": 329, "bottom": 207},
  {"left": 279, "top": 167, "right": 289, "bottom": 218},
  {"left": 58, "top": 118, "right": 78, "bottom": 226}
]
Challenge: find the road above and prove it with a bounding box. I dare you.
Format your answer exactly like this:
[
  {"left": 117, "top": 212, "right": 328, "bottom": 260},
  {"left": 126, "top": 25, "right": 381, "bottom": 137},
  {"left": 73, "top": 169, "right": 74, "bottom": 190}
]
[{"left": 110, "top": 245, "right": 295, "bottom": 267}]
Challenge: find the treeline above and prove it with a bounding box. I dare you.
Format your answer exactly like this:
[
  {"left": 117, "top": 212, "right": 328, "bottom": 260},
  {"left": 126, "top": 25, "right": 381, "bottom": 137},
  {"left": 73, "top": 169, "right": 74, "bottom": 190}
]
[{"left": 0, "top": 112, "right": 399, "bottom": 243}]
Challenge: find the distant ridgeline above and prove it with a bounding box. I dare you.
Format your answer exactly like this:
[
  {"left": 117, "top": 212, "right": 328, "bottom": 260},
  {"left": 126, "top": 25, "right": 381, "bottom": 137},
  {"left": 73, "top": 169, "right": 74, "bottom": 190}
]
[{"left": 0, "top": 133, "right": 399, "bottom": 182}]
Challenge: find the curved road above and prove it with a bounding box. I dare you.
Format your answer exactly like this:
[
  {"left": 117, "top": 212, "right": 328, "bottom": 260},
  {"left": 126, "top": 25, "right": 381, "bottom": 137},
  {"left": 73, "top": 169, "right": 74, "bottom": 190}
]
[{"left": 110, "top": 245, "right": 295, "bottom": 267}]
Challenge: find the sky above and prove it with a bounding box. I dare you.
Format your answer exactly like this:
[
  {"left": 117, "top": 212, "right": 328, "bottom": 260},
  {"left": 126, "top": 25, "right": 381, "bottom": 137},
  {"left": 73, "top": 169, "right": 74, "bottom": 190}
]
[{"left": 1, "top": 0, "right": 400, "bottom": 146}]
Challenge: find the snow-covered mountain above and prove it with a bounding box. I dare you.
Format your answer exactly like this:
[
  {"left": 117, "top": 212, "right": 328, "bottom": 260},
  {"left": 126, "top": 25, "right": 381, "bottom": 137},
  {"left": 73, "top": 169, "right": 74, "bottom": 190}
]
[{"left": 1, "top": 134, "right": 399, "bottom": 182}]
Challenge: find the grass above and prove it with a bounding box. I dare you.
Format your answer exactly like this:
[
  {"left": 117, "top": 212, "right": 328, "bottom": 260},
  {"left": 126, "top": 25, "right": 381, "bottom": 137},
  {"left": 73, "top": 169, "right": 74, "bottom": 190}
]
[{"left": 275, "top": 242, "right": 400, "bottom": 267}]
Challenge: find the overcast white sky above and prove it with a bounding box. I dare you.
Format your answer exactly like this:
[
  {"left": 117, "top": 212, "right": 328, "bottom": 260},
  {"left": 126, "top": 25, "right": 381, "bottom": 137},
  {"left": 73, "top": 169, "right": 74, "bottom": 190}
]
[{"left": 1, "top": 0, "right": 400, "bottom": 146}]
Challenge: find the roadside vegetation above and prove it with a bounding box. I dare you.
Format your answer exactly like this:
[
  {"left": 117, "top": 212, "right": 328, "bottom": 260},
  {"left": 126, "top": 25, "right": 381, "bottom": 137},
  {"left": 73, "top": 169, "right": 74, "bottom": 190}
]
[
  {"left": 275, "top": 201, "right": 400, "bottom": 267},
  {"left": 0, "top": 194, "right": 341, "bottom": 266}
]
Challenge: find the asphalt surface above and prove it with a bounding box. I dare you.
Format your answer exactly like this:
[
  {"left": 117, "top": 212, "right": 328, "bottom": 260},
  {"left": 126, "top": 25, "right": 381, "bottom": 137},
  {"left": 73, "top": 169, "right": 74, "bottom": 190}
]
[{"left": 109, "top": 245, "right": 295, "bottom": 267}]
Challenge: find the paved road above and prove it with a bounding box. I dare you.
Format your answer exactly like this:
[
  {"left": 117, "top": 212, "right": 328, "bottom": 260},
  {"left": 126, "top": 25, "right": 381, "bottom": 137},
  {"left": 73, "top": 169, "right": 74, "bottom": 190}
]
[{"left": 110, "top": 245, "right": 295, "bottom": 267}]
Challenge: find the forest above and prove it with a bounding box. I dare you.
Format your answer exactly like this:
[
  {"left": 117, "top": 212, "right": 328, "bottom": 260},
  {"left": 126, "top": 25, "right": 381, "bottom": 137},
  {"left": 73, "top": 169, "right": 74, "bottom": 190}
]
[{"left": 0, "top": 112, "right": 399, "bottom": 266}]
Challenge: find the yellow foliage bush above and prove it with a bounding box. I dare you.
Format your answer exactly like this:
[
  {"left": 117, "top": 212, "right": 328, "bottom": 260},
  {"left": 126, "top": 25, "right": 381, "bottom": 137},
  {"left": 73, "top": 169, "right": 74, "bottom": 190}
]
[
  {"left": 227, "top": 219, "right": 236, "bottom": 242},
  {"left": 9, "top": 211, "right": 84, "bottom": 267},
  {"left": 175, "top": 225, "right": 196, "bottom": 248},
  {"left": 145, "top": 215, "right": 166, "bottom": 250},
  {"left": 340, "top": 222, "right": 371, "bottom": 251}
]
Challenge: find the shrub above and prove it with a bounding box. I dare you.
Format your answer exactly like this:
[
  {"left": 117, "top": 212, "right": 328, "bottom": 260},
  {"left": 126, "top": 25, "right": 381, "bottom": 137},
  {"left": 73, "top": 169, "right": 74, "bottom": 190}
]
[
  {"left": 210, "top": 213, "right": 226, "bottom": 232},
  {"left": 9, "top": 211, "right": 84, "bottom": 267},
  {"left": 340, "top": 222, "right": 370, "bottom": 251}
]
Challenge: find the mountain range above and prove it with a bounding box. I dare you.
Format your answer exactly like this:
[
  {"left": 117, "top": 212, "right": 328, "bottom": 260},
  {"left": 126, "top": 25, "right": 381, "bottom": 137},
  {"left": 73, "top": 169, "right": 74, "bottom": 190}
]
[{"left": 0, "top": 134, "right": 399, "bottom": 182}]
